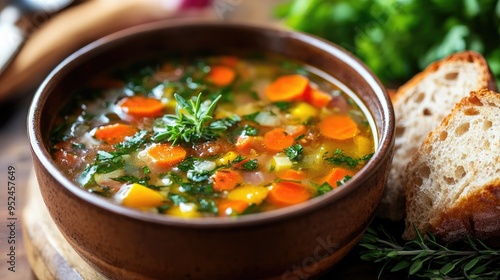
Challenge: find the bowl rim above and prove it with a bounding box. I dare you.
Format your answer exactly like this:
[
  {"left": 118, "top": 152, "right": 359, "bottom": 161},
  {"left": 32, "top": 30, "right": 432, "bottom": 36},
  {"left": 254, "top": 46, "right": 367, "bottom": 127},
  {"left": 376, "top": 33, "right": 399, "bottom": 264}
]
[{"left": 28, "top": 19, "right": 394, "bottom": 228}]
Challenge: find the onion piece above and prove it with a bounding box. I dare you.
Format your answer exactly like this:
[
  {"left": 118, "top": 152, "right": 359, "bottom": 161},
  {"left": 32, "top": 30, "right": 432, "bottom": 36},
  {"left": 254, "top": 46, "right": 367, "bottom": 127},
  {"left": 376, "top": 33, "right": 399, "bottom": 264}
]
[
  {"left": 241, "top": 171, "right": 274, "bottom": 186},
  {"left": 255, "top": 111, "right": 280, "bottom": 126}
]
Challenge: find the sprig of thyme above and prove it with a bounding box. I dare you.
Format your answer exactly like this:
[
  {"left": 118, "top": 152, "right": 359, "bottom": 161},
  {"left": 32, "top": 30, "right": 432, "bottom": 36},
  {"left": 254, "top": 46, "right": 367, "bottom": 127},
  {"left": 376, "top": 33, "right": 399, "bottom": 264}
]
[
  {"left": 153, "top": 93, "right": 238, "bottom": 144},
  {"left": 359, "top": 225, "right": 500, "bottom": 279}
]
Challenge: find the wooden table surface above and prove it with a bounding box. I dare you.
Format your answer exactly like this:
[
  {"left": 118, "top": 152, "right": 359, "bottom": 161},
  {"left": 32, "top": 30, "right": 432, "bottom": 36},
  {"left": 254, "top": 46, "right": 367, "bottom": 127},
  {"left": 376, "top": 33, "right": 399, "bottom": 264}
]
[
  {"left": 0, "top": 1, "right": 403, "bottom": 279},
  {"left": 0, "top": 95, "right": 37, "bottom": 279}
]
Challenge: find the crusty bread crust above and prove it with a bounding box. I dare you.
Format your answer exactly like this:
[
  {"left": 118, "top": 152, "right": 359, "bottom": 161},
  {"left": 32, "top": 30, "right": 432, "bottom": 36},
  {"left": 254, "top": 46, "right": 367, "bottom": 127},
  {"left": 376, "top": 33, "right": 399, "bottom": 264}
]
[
  {"left": 403, "top": 89, "right": 500, "bottom": 244},
  {"left": 379, "top": 51, "right": 497, "bottom": 221},
  {"left": 432, "top": 183, "right": 500, "bottom": 245},
  {"left": 392, "top": 51, "right": 498, "bottom": 103}
]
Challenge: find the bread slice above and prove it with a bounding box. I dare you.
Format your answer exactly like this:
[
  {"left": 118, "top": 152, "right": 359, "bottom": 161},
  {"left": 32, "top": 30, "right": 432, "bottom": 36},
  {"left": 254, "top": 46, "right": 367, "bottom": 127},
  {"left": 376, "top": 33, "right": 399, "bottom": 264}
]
[
  {"left": 378, "top": 51, "right": 497, "bottom": 220},
  {"left": 403, "top": 89, "right": 500, "bottom": 243}
]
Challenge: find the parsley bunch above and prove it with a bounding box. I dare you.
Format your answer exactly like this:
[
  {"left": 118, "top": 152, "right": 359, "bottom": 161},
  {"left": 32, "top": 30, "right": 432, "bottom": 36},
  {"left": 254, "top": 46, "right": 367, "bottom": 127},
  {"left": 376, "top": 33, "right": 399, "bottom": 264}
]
[{"left": 276, "top": 0, "right": 500, "bottom": 86}]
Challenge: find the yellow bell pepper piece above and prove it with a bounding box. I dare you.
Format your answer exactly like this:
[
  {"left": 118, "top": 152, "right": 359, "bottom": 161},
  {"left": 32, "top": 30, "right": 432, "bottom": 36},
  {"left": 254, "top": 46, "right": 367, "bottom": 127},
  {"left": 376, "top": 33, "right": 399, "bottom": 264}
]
[
  {"left": 289, "top": 102, "right": 318, "bottom": 123},
  {"left": 121, "top": 183, "right": 164, "bottom": 208},
  {"left": 227, "top": 185, "right": 269, "bottom": 205},
  {"left": 167, "top": 203, "right": 202, "bottom": 218},
  {"left": 354, "top": 135, "right": 374, "bottom": 158},
  {"left": 216, "top": 151, "right": 239, "bottom": 166}
]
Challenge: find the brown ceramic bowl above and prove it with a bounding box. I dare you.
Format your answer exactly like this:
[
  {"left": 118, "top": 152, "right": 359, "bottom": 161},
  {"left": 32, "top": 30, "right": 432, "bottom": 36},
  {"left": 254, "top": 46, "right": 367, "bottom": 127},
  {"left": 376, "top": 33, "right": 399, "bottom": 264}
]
[{"left": 28, "top": 21, "right": 394, "bottom": 280}]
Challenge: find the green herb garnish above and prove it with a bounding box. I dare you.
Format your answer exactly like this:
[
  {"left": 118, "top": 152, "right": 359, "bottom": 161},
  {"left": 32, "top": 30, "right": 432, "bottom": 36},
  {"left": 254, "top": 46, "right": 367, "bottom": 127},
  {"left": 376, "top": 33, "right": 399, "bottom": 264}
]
[
  {"left": 153, "top": 93, "right": 231, "bottom": 144},
  {"left": 285, "top": 143, "right": 304, "bottom": 161},
  {"left": 274, "top": 101, "right": 292, "bottom": 111},
  {"left": 178, "top": 156, "right": 215, "bottom": 183},
  {"left": 337, "top": 175, "right": 352, "bottom": 187},
  {"left": 114, "top": 130, "right": 149, "bottom": 154},
  {"left": 232, "top": 155, "right": 247, "bottom": 164},
  {"left": 78, "top": 130, "right": 149, "bottom": 186},
  {"left": 243, "top": 112, "right": 260, "bottom": 123},
  {"left": 111, "top": 175, "right": 160, "bottom": 190},
  {"left": 242, "top": 159, "right": 258, "bottom": 170},
  {"left": 233, "top": 124, "right": 259, "bottom": 137},
  {"left": 316, "top": 182, "right": 332, "bottom": 196},
  {"left": 360, "top": 225, "right": 500, "bottom": 279},
  {"left": 325, "top": 149, "right": 373, "bottom": 168}
]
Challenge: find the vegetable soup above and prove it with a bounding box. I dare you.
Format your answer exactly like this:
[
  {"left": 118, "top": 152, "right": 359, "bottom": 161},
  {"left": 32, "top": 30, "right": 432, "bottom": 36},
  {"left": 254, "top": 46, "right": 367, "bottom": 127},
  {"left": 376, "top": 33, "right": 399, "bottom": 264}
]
[{"left": 51, "top": 55, "right": 375, "bottom": 218}]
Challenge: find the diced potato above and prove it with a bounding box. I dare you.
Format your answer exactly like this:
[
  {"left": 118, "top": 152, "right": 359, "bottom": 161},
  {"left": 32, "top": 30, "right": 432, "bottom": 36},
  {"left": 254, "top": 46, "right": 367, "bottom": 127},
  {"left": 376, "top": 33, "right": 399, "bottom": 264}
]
[
  {"left": 289, "top": 102, "right": 318, "bottom": 123},
  {"left": 227, "top": 185, "right": 269, "bottom": 205},
  {"left": 302, "top": 145, "right": 328, "bottom": 167},
  {"left": 118, "top": 183, "right": 164, "bottom": 209},
  {"left": 255, "top": 111, "right": 281, "bottom": 126},
  {"left": 167, "top": 203, "right": 201, "bottom": 218},
  {"left": 216, "top": 151, "right": 239, "bottom": 166},
  {"left": 269, "top": 154, "right": 293, "bottom": 172},
  {"left": 354, "top": 135, "right": 374, "bottom": 158}
]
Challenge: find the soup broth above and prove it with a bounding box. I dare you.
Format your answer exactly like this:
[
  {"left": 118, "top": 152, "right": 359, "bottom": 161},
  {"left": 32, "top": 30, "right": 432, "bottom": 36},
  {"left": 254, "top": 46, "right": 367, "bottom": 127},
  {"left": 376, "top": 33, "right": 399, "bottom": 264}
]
[{"left": 51, "top": 55, "right": 375, "bottom": 218}]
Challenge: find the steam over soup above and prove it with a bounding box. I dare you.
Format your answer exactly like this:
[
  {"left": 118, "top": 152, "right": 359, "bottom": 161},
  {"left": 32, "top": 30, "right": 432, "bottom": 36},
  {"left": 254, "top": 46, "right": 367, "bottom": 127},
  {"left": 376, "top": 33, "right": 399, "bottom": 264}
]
[{"left": 51, "top": 55, "right": 375, "bottom": 218}]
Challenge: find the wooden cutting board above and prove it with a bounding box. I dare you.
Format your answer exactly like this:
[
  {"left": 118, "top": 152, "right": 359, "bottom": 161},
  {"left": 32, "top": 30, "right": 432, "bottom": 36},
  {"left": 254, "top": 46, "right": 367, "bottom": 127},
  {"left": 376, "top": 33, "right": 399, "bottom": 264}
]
[{"left": 22, "top": 174, "right": 105, "bottom": 280}]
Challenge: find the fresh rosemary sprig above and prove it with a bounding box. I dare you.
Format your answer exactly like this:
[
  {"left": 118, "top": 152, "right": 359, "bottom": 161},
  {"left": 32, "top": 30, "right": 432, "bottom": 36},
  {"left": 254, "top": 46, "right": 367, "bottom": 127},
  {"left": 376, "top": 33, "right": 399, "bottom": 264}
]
[
  {"left": 153, "top": 93, "right": 237, "bottom": 145},
  {"left": 359, "top": 225, "right": 500, "bottom": 279}
]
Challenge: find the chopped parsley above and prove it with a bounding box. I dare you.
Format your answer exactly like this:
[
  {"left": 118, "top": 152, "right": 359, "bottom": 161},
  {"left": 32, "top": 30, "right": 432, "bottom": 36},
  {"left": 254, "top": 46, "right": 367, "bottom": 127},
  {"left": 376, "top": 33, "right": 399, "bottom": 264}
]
[
  {"left": 285, "top": 143, "right": 304, "bottom": 161},
  {"left": 325, "top": 149, "right": 373, "bottom": 168},
  {"left": 273, "top": 101, "right": 292, "bottom": 111},
  {"left": 242, "top": 159, "right": 258, "bottom": 170},
  {"left": 337, "top": 175, "right": 352, "bottom": 187},
  {"left": 243, "top": 112, "right": 260, "bottom": 123},
  {"left": 111, "top": 175, "right": 160, "bottom": 190},
  {"left": 316, "top": 182, "right": 332, "bottom": 195}
]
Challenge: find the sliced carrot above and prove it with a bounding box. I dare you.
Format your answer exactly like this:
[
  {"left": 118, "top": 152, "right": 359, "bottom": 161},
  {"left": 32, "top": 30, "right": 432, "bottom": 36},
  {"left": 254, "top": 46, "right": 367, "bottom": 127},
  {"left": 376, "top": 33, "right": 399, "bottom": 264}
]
[
  {"left": 206, "top": 65, "right": 236, "bottom": 86},
  {"left": 265, "top": 75, "right": 310, "bottom": 102},
  {"left": 267, "top": 181, "right": 311, "bottom": 206},
  {"left": 235, "top": 136, "right": 265, "bottom": 155},
  {"left": 318, "top": 115, "right": 359, "bottom": 140},
  {"left": 263, "top": 128, "right": 294, "bottom": 152},
  {"left": 322, "top": 168, "right": 354, "bottom": 188},
  {"left": 94, "top": 123, "right": 138, "bottom": 144},
  {"left": 118, "top": 96, "right": 164, "bottom": 118},
  {"left": 218, "top": 199, "right": 248, "bottom": 217},
  {"left": 121, "top": 183, "right": 164, "bottom": 208},
  {"left": 306, "top": 88, "right": 332, "bottom": 108},
  {"left": 219, "top": 56, "right": 239, "bottom": 67},
  {"left": 235, "top": 136, "right": 252, "bottom": 154},
  {"left": 277, "top": 169, "right": 306, "bottom": 181},
  {"left": 146, "top": 144, "right": 187, "bottom": 170},
  {"left": 285, "top": 124, "right": 307, "bottom": 138},
  {"left": 213, "top": 169, "right": 242, "bottom": 192}
]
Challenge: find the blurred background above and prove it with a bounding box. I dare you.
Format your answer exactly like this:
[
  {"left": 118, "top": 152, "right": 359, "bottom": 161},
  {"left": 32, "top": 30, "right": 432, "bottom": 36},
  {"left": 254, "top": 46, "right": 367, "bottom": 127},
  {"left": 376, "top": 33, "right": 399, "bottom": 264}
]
[
  {"left": 276, "top": 0, "right": 500, "bottom": 87},
  {"left": 1, "top": 0, "right": 499, "bottom": 279}
]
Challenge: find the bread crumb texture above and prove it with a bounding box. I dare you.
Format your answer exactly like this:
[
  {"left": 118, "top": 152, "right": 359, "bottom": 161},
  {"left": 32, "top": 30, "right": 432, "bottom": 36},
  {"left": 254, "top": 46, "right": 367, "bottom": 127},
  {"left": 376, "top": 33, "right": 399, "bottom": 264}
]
[
  {"left": 379, "top": 51, "right": 496, "bottom": 221},
  {"left": 403, "top": 89, "right": 500, "bottom": 243}
]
